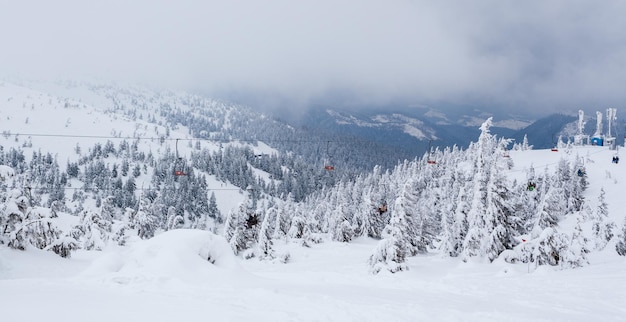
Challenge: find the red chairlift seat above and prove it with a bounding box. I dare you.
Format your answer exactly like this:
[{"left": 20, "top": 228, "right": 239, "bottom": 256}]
[
  {"left": 427, "top": 160, "right": 437, "bottom": 165},
  {"left": 551, "top": 148, "right": 558, "bottom": 152},
  {"left": 324, "top": 165, "right": 335, "bottom": 171}
]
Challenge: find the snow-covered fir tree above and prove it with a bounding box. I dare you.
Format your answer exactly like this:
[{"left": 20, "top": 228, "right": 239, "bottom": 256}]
[
  {"left": 566, "top": 213, "right": 590, "bottom": 267},
  {"left": 257, "top": 206, "right": 276, "bottom": 260},
  {"left": 133, "top": 195, "right": 159, "bottom": 240},
  {"left": 166, "top": 206, "right": 184, "bottom": 231},
  {"left": 368, "top": 198, "right": 411, "bottom": 274},
  {"left": 592, "top": 188, "right": 615, "bottom": 250},
  {"left": 75, "top": 209, "right": 111, "bottom": 250},
  {"left": 615, "top": 215, "right": 626, "bottom": 256}
]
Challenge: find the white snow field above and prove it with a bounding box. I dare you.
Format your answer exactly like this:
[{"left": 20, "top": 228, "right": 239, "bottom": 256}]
[{"left": 1, "top": 145, "right": 626, "bottom": 322}]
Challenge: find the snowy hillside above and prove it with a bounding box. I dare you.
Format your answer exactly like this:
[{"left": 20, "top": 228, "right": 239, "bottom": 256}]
[
  {"left": 0, "top": 80, "right": 253, "bottom": 216},
  {"left": 1, "top": 81, "right": 626, "bottom": 321},
  {"left": 1, "top": 137, "right": 626, "bottom": 321}
]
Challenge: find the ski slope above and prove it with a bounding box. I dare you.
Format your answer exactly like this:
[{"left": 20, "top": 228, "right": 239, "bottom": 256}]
[{"left": 1, "top": 145, "right": 625, "bottom": 321}]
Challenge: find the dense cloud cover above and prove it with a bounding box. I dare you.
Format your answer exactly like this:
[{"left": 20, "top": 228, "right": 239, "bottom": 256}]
[{"left": 1, "top": 1, "right": 625, "bottom": 113}]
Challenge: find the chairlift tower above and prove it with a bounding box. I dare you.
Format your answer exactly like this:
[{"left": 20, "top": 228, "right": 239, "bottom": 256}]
[
  {"left": 594, "top": 111, "right": 603, "bottom": 137},
  {"left": 606, "top": 108, "right": 617, "bottom": 149},
  {"left": 591, "top": 111, "right": 605, "bottom": 146},
  {"left": 574, "top": 110, "right": 588, "bottom": 145}
]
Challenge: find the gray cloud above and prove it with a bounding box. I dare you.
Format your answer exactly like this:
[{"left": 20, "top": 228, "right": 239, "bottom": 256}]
[{"left": 1, "top": 1, "right": 625, "bottom": 114}]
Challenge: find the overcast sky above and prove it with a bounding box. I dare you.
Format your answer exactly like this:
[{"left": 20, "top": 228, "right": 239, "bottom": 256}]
[{"left": 1, "top": 0, "right": 625, "bottom": 115}]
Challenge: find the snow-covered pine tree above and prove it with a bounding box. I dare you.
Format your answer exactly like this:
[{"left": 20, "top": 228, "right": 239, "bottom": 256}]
[
  {"left": 390, "top": 183, "right": 421, "bottom": 255},
  {"left": 368, "top": 197, "right": 411, "bottom": 274},
  {"left": 257, "top": 207, "right": 275, "bottom": 260},
  {"left": 223, "top": 207, "right": 239, "bottom": 243},
  {"left": 482, "top": 150, "right": 516, "bottom": 262},
  {"left": 230, "top": 226, "right": 246, "bottom": 255},
  {"left": 368, "top": 237, "right": 408, "bottom": 274},
  {"left": 414, "top": 171, "right": 442, "bottom": 252},
  {"left": 569, "top": 156, "right": 588, "bottom": 212},
  {"left": 615, "top": 215, "right": 626, "bottom": 256},
  {"left": 22, "top": 206, "right": 61, "bottom": 250},
  {"left": 288, "top": 212, "right": 306, "bottom": 239},
  {"left": 133, "top": 196, "right": 159, "bottom": 240},
  {"left": 513, "top": 134, "right": 532, "bottom": 151},
  {"left": 328, "top": 183, "right": 354, "bottom": 243},
  {"left": 273, "top": 196, "right": 293, "bottom": 240},
  {"left": 531, "top": 175, "right": 565, "bottom": 235},
  {"left": 351, "top": 186, "right": 373, "bottom": 238},
  {"left": 514, "top": 169, "right": 540, "bottom": 235},
  {"left": 565, "top": 213, "right": 590, "bottom": 268},
  {"left": 111, "top": 220, "right": 130, "bottom": 246},
  {"left": 166, "top": 206, "right": 184, "bottom": 231},
  {"left": 207, "top": 192, "right": 221, "bottom": 223},
  {"left": 592, "top": 188, "right": 615, "bottom": 250},
  {"left": 76, "top": 209, "right": 110, "bottom": 250},
  {"left": 461, "top": 118, "right": 496, "bottom": 261},
  {"left": 440, "top": 172, "right": 468, "bottom": 257},
  {"left": 100, "top": 196, "right": 118, "bottom": 222},
  {"left": 330, "top": 204, "right": 353, "bottom": 243},
  {"left": 49, "top": 234, "right": 79, "bottom": 258},
  {"left": 226, "top": 199, "right": 259, "bottom": 255},
  {"left": 532, "top": 227, "right": 570, "bottom": 267},
  {"left": 0, "top": 189, "right": 28, "bottom": 249}
]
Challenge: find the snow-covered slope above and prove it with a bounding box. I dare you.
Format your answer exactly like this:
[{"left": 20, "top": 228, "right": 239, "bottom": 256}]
[
  {"left": 1, "top": 81, "right": 625, "bottom": 321},
  {"left": 0, "top": 80, "right": 277, "bottom": 214},
  {"left": 1, "top": 143, "right": 626, "bottom": 321}
]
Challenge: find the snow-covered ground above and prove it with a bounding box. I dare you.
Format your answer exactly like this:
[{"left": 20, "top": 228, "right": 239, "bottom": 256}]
[
  {"left": 1, "top": 81, "right": 626, "bottom": 321},
  {"left": 2, "top": 144, "right": 626, "bottom": 321}
]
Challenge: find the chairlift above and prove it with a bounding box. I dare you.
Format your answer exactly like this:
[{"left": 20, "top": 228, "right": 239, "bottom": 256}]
[
  {"left": 427, "top": 140, "right": 437, "bottom": 164},
  {"left": 324, "top": 140, "right": 335, "bottom": 171},
  {"left": 377, "top": 199, "right": 388, "bottom": 214},
  {"left": 174, "top": 139, "right": 187, "bottom": 176},
  {"left": 551, "top": 134, "right": 559, "bottom": 152}
]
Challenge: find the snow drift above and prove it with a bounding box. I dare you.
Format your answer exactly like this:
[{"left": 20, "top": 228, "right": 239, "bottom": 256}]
[{"left": 80, "top": 229, "right": 244, "bottom": 284}]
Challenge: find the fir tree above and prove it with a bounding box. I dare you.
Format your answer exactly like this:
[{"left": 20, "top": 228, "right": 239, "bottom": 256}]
[
  {"left": 133, "top": 196, "right": 159, "bottom": 240},
  {"left": 566, "top": 213, "right": 590, "bottom": 267},
  {"left": 368, "top": 203, "right": 410, "bottom": 274},
  {"left": 592, "top": 188, "right": 615, "bottom": 250},
  {"left": 257, "top": 208, "right": 276, "bottom": 260},
  {"left": 615, "top": 216, "right": 626, "bottom": 256},
  {"left": 207, "top": 192, "right": 221, "bottom": 222},
  {"left": 532, "top": 227, "right": 570, "bottom": 267},
  {"left": 532, "top": 178, "right": 564, "bottom": 234},
  {"left": 166, "top": 206, "right": 184, "bottom": 230},
  {"left": 50, "top": 234, "right": 79, "bottom": 258},
  {"left": 76, "top": 209, "right": 110, "bottom": 250}
]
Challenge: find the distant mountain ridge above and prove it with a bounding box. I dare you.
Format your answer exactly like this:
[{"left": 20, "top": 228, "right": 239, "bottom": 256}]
[
  {"left": 282, "top": 105, "right": 625, "bottom": 152},
  {"left": 288, "top": 106, "right": 531, "bottom": 153}
]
